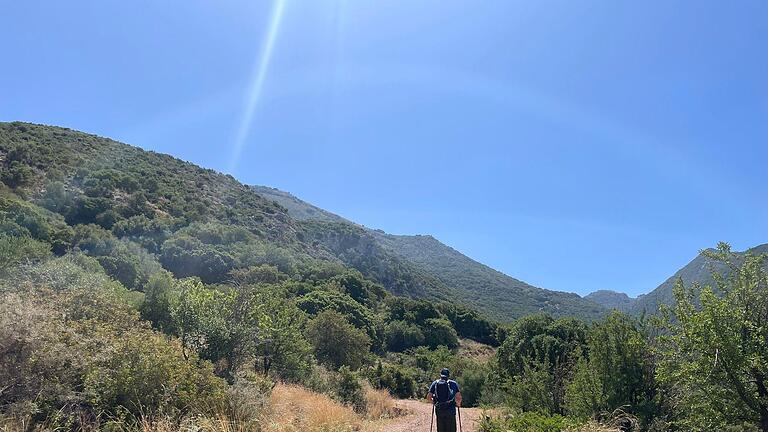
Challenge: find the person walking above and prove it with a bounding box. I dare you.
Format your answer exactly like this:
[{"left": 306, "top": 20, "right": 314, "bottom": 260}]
[{"left": 426, "top": 368, "right": 462, "bottom": 432}]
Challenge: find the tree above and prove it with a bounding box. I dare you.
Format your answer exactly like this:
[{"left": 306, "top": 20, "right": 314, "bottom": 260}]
[
  {"left": 1, "top": 160, "right": 35, "bottom": 188},
  {"left": 297, "top": 290, "right": 380, "bottom": 347},
  {"left": 305, "top": 310, "right": 371, "bottom": 370},
  {"left": 140, "top": 271, "right": 175, "bottom": 331},
  {"left": 565, "top": 312, "right": 656, "bottom": 424},
  {"left": 253, "top": 288, "right": 312, "bottom": 381},
  {"left": 423, "top": 318, "right": 459, "bottom": 349},
  {"left": 497, "top": 314, "right": 587, "bottom": 414},
  {"left": 658, "top": 243, "right": 768, "bottom": 431},
  {"left": 384, "top": 320, "right": 425, "bottom": 352},
  {"left": 507, "top": 361, "right": 559, "bottom": 414},
  {"left": 169, "top": 279, "right": 267, "bottom": 381}
]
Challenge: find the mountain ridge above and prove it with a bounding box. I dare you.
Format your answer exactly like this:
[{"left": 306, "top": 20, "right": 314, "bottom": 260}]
[
  {"left": 1, "top": 122, "right": 606, "bottom": 322},
  {"left": 252, "top": 185, "right": 607, "bottom": 321}
]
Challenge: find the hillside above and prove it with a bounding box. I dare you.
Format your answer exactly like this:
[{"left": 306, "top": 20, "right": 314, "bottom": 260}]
[
  {"left": 0, "top": 122, "right": 607, "bottom": 322},
  {"left": 0, "top": 122, "right": 304, "bottom": 247},
  {"left": 584, "top": 290, "right": 637, "bottom": 312},
  {"left": 630, "top": 243, "right": 768, "bottom": 315},
  {"left": 1, "top": 121, "right": 508, "bottom": 429},
  {"left": 0, "top": 123, "right": 457, "bottom": 295},
  {"left": 252, "top": 185, "right": 606, "bottom": 321}
]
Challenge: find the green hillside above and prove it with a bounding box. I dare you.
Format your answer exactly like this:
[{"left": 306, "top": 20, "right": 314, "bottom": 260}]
[
  {"left": 252, "top": 185, "right": 606, "bottom": 321},
  {"left": 1, "top": 121, "right": 507, "bottom": 428},
  {"left": 631, "top": 243, "right": 768, "bottom": 315},
  {"left": 5, "top": 122, "right": 768, "bottom": 431},
  {"left": 0, "top": 121, "right": 606, "bottom": 323},
  {"left": 584, "top": 290, "right": 637, "bottom": 312}
]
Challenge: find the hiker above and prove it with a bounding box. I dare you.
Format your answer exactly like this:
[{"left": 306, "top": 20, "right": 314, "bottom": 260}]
[{"left": 427, "top": 367, "right": 462, "bottom": 432}]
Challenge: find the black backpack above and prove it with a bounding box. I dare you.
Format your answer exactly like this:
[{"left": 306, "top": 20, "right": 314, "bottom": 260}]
[{"left": 433, "top": 379, "right": 456, "bottom": 411}]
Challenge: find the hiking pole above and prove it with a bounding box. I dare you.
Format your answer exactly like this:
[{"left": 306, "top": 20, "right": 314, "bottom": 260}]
[
  {"left": 430, "top": 403, "right": 435, "bottom": 432},
  {"left": 457, "top": 406, "right": 463, "bottom": 432}
]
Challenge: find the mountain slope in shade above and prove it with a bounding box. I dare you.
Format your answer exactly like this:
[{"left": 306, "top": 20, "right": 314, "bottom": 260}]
[
  {"left": 584, "top": 290, "right": 638, "bottom": 312},
  {"left": 630, "top": 243, "right": 768, "bottom": 315},
  {"left": 252, "top": 185, "right": 607, "bottom": 321}
]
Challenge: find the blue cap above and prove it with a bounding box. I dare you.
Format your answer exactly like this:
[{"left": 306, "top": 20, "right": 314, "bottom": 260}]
[{"left": 440, "top": 368, "right": 450, "bottom": 378}]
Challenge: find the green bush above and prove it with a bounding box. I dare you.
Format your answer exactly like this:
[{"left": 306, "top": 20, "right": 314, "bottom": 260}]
[
  {"left": 479, "top": 411, "right": 583, "bottom": 432},
  {"left": 334, "top": 366, "right": 367, "bottom": 412},
  {"left": 84, "top": 331, "right": 227, "bottom": 419},
  {"left": 423, "top": 318, "right": 459, "bottom": 349},
  {"left": 369, "top": 362, "right": 417, "bottom": 398},
  {"left": 306, "top": 310, "right": 371, "bottom": 370},
  {"left": 0, "top": 234, "right": 50, "bottom": 272},
  {"left": 0, "top": 256, "right": 227, "bottom": 429},
  {"left": 384, "top": 320, "right": 425, "bottom": 352}
]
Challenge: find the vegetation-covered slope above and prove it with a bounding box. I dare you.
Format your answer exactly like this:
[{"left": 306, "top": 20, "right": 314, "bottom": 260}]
[
  {"left": 630, "top": 243, "right": 768, "bottom": 315},
  {"left": 584, "top": 290, "right": 637, "bottom": 312},
  {"left": 0, "top": 122, "right": 303, "bottom": 247},
  {"left": 1, "top": 121, "right": 507, "bottom": 429},
  {"left": 253, "top": 185, "right": 606, "bottom": 321}
]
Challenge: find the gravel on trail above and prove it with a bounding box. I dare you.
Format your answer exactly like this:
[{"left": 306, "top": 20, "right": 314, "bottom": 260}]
[{"left": 378, "top": 399, "right": 486, "bottom": 432}]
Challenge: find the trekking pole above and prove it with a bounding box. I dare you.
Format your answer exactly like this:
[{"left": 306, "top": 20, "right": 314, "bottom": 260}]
[
  {"left": 430, "top": 403, "right": 435, "bottom": 432},
  {"left": 457, "top": 405, "right": 463, "bottom": 432}
]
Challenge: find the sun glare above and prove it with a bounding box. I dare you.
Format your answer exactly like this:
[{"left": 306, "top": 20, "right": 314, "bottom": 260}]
[{"left": 229, "top": 0, "right": 287, "bottom": 173}]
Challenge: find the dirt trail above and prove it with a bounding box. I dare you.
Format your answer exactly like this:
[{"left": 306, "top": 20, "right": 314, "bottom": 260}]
[{"left": 377, "top": 399, "right": 485, "bottom": 432}]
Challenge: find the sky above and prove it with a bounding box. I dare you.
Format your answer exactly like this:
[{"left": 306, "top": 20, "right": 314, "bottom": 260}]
[{"left": 1, "top": 1, "right": 766, "bottom": 297}]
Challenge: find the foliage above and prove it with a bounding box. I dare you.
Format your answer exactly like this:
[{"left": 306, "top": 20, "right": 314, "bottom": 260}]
[
  {"left": 297, "top": 289, "right": 381, "bottom": 347},
  {"left": 140, "top": 270, "right": 176, "bottom": 331},
  {"left": 84, "top": 331, "right": 227, "bottom": 419},
  {"left": 565, "top": 312, "right": 656, "bottom": 425},
  {"left": 0, "top": 255, "right": 227, "bottom": 429},
  {"left": 479, "top": 411, "right": 584, "bottom": 432},
  {"left": 384, "top": 320, "right": 425, "bottom": 352},
  {"left": 423, "top": 317, "right": 460, "bottom": 349},
  {"left": 0, "top": 234, "right": 50, "bottom": 272},
  {"left": 334, "top": 366, "right": 367, "bottom": 412},
  {"left": 657, "top": 243, "right": 768, "bottom": 431},
  {"left": 368, "top": 361, "right": 418, "bottom": 398},
  {"left": 305, "top": 310, "right": 371, "bottom": 370},
  {"left": 497, "top": 315, "right": 587, "bottom": 414},
  {"left": 169, "top": 279, "right": 267, "bottom": 380},
  {"left": 252, "top": 286, "right": 312, "bottom": 381},
  {"left": 0, "top": 193, "right": 73, "bottom": 254}
]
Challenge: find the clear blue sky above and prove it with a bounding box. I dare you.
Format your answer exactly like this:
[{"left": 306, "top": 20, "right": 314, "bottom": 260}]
[{"left": 2, "top": 1, "right": 766, "bottom": 297}]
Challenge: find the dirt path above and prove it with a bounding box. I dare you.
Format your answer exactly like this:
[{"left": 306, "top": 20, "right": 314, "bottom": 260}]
[{"left": 377, "top": 399, "right": 485, "bottom": 432}]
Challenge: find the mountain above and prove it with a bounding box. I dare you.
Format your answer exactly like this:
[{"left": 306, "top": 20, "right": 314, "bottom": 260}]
[
  {"left": 584, "top": 290, "right": 637, "bottom": 312},
  {"left": 0, "top": 122, "right": 605, "bottom": 321},
  {"left": 252, "top": 186, "right": 607, "bottom": 321},
  {"left": 630, "top": 243, "right": 768, "bottom": 315}
]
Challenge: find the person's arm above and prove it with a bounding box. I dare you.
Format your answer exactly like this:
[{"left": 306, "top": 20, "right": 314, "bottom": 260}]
[
  {"left": 426, "top": 382, "right": 435, "bottom": 403},
  {"left": 453, "top": 381, "right": 462, "bottom": 407}
]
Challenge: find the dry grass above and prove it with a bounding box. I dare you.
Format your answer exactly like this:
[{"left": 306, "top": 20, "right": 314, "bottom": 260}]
[
  {"left": 1, "top": 384, "right": 400, "bottom": 432},
  {"left": 362, "top": 387, "right": 398, "bottom": 420},
  {"left": 262, "top": 384, "right": 363, "bottom": 432},
  {"left": 457, "top": 338, "right": 497, "bottom": 362}
]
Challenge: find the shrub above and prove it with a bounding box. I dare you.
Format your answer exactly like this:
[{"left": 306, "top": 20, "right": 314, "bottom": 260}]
[
  {"left": 479, "top": 411, "right": 584, "bottom": 432},
  {"left": 423, "top": 318, "right": 459, "bottom": 349},
  {"left": 334, "top": 366, "right": 367, "bottom": 413},
  {"left": 84, "top": 331, "right": 228, "bottom": 419},
  {"left": 0, "top": 234, "right": 50, "bottom": 272},
  {"left": 384, "top": 320, "right": 425, "bottom": 352},
  {"left": 306, "top": 310, "right": 371, "bottom": 370}
]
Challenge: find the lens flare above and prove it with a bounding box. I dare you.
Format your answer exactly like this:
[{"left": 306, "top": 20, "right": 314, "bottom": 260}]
[{"left": 229, "top": 0, "right": 287, "bottom": 173}]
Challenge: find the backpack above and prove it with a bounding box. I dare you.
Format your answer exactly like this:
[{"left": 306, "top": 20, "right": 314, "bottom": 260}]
[{"left": 433, "top": 379, "right": 456, "bottom": 411}]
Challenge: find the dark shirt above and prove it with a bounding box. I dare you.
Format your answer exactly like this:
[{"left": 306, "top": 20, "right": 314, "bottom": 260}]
[{"left": 429, "top": 379, "right": 460, "bottom": 415}]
